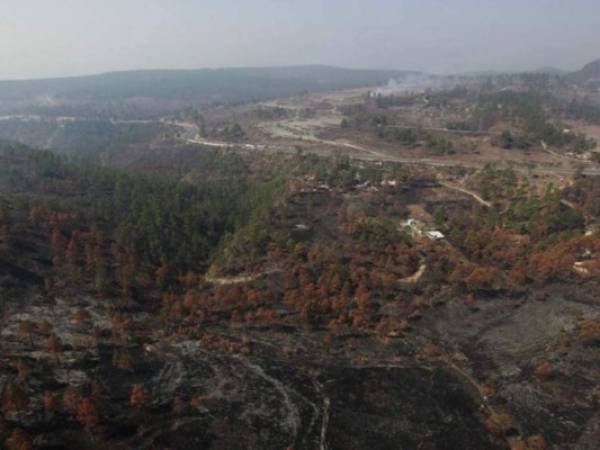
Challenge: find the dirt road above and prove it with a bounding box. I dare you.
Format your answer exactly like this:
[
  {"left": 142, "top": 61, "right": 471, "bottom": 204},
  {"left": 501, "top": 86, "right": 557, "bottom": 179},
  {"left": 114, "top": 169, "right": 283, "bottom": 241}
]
[
  {"left": 183, "top": 131, "right": 600, "bottom": 177},
  {"left": 439, "top": 181, "right": 492, "bottom": 207}
]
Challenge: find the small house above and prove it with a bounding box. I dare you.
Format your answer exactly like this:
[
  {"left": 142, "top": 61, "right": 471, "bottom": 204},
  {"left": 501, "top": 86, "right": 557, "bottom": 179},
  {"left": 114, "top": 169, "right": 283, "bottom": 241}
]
[{"left": 425, "top": 230, "right": 445, "bottom": 241}]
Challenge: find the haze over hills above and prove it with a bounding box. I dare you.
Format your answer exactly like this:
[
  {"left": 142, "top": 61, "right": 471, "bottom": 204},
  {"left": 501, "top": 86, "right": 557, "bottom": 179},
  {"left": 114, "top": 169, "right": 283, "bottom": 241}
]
[
  {"left": 0, "top": 65, "right": 420, "bottom": 118},
  {"left": 0, "top": 56, "right": 600, "bottom": 113},
  {"left": 0, "top": 0, "right": 600, "bottom": 450},
  {"left": 533, "top": 67, "right": 569, "bottom": 76},
  {"left": 569, "top": 58, "right": 600, "bottom": 85},
  {"left": 3, "top": 50, "right": 600, "bottom": 450},
  {"left": 1, "top": 58, "right": 599, "bottom": 161},
  {"left": 4, "top": 1, "right": 600, "bottom": 448}
]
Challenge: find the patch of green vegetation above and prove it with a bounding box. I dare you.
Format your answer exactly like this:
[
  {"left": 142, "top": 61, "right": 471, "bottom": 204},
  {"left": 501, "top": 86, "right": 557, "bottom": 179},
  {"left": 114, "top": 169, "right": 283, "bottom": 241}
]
[
  {"left": 0, "top": 142, "right": 286, "bottom": 275},
  {"left": 478, "top": 91, "right": 596, "bottom": 153},
  {"left": 0, "top": 119, "right": 171, "bottom": 161},
  {"left": 353, "top": 217, "right": 412, "bottom": 251}
]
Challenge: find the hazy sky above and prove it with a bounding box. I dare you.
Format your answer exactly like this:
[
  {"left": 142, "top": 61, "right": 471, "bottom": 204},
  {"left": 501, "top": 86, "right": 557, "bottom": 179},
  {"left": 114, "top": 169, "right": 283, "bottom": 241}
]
[{"left": 1, "top": 0, "right": 599, "bottom": 79}]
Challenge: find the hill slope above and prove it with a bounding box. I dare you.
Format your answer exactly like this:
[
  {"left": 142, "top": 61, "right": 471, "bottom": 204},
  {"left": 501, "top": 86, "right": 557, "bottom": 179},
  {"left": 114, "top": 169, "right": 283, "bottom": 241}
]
[
  {"left": 569, "top": 59, "right": 600, "bottom": 85},
  {"left": 0, "top": 65, "right": 420, "bottom": 118}
]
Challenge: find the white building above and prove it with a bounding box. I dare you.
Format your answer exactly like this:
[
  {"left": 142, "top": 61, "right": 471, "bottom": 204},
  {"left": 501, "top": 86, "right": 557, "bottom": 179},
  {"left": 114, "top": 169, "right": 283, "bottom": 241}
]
[{"left": 425, "top": 230, "right": 445, "bottom": 241}]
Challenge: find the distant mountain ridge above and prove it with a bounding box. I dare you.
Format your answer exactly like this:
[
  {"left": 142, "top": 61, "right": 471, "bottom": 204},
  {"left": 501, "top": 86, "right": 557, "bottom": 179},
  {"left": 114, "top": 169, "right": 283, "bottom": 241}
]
[
  {"left": 569, "top": 59, "right": 600, "bottom": 85},
  {"left": 0, "top": 65, "right": 420, "bottom": 118}
]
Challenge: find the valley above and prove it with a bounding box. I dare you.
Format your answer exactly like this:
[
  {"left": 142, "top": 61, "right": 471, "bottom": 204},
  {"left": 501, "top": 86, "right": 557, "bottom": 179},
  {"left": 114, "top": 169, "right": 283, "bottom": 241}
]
[{"left": 2, "top": 63, "right": 600, "bottom": 450}]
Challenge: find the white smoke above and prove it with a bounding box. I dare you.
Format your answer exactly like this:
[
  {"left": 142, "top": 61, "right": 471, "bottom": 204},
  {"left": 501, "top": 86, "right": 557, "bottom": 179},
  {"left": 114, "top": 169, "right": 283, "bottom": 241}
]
[{"left": 371, "top": 74, "right": 451, "bottom": 97}]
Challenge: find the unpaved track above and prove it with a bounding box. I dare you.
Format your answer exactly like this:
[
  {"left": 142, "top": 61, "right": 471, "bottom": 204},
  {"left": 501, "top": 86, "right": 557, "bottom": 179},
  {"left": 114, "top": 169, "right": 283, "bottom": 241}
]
[
  {"left": 439, "top": 181, "right": 492, "bottom": 207},
  {"left": 400, "top": 264, "right": 427, "bottom": 284},
  {"left": 204, "top": 269, "right": 281, "bottom": 285},
  {"left": 184, "top": 134, "right": 600, "bottom": 177}
]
